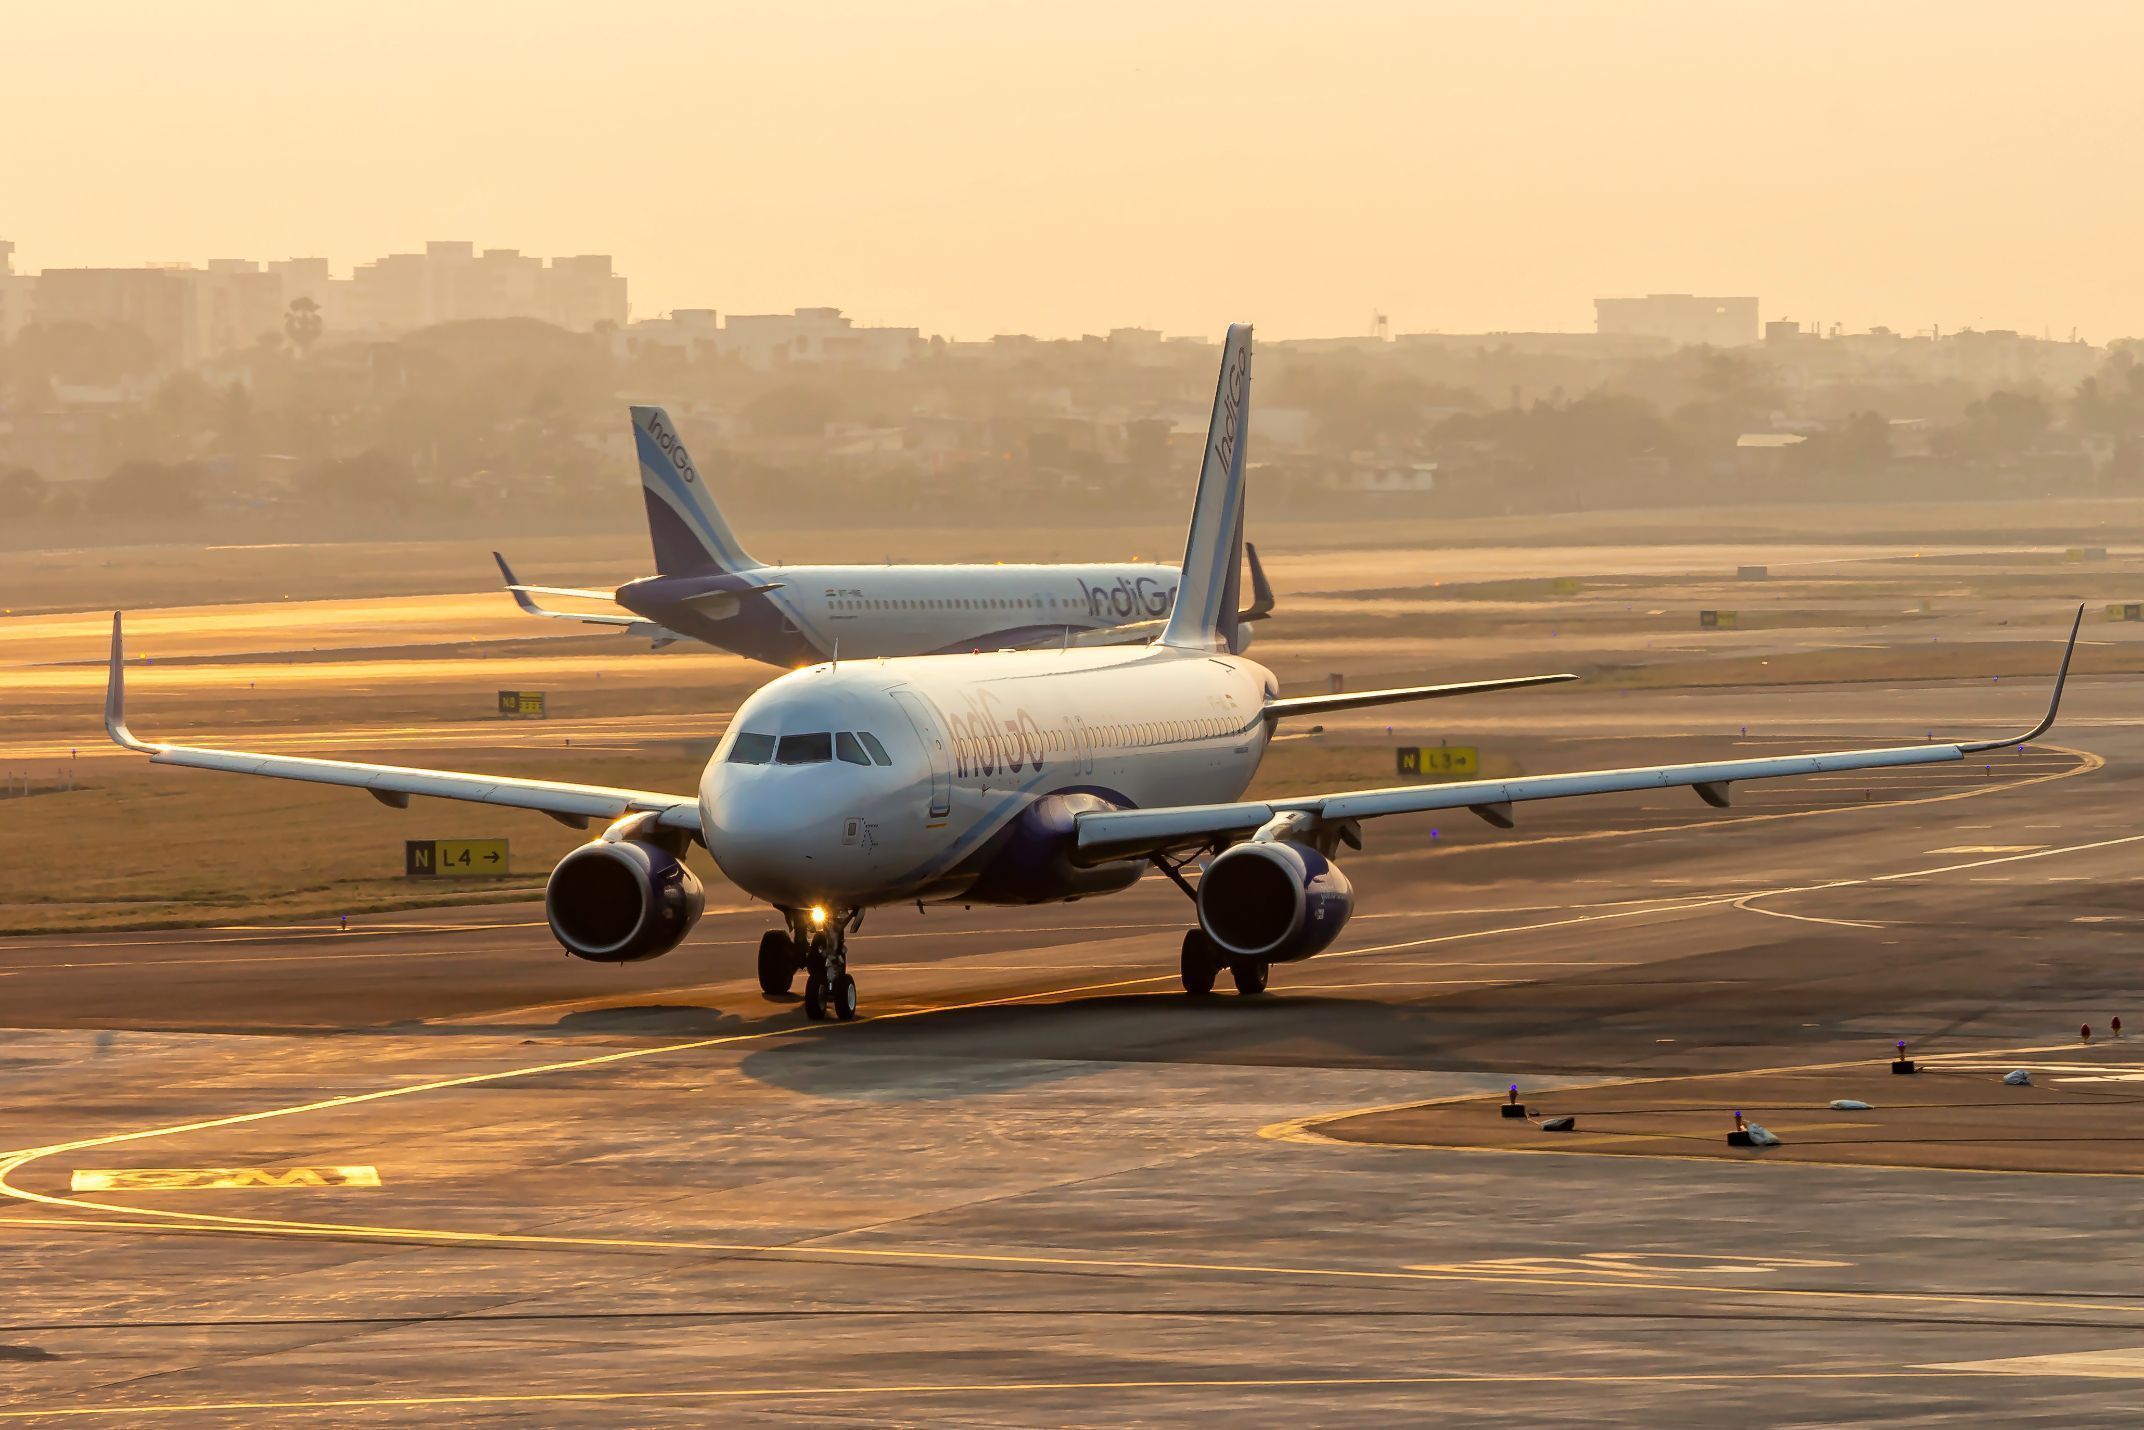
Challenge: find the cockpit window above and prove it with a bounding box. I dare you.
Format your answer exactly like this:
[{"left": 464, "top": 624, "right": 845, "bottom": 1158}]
[
  {"left": 775, "top": 732, "right": 834, "bottom": 765},
  {"left": 857, "top": 731, "right": 892, "bottom": 766},
  {"left": 835, "top": 731, "right": 870, "bottom": 765},
  {"left": 727, "top": 732, "right": 776, "bottom": 765}
]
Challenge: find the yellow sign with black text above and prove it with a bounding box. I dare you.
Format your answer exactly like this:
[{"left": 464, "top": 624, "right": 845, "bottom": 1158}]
[
  {"left": 405, "top": 838, "right": 510, "bottom": 878},
  {"left": 1397, "top": 745, "right": 1480, "bottom": 778}
]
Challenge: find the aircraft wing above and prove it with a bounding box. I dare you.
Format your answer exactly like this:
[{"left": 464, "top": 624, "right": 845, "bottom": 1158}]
[
  {"left": 1265, "top": 671, "right": 1577, "bottom": 720},
  {"left": 1075, "top": 608, "right": 2081, "bottom": 866},
  {"left": 102, "top": 614, "right": 700, "bottom": 835}
]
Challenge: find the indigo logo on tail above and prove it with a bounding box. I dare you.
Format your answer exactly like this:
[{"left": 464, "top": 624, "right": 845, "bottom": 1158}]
[{"left": 646, "top": 410, "right": 698, "bottom": 484}]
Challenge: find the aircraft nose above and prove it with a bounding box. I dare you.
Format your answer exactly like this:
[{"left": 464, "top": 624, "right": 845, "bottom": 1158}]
[{"left": 701, "top": 770, "right": 856, "bottom": 907}]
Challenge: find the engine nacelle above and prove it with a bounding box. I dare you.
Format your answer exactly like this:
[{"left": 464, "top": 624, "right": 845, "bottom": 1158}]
[
  {"left": 964, "top": 791, "right": 1146, "bottom": 904},
  {"left": 1196, "top": 838, "right": 1353, "bottom": 962},
  {"left": 545, "top": 838, "right": 705, "bottom": 962}
]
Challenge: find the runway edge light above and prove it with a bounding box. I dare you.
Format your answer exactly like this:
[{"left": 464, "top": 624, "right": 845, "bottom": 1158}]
[{"left": 1891, "top": 1040, "right": 1918, "bottom": 1075}]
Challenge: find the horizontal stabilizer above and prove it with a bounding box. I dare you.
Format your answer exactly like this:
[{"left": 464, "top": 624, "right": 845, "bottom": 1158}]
[
  {"left": 494, "top": 551, "right": 628, "bottom": 623},
  {"left": 507, "top": 582, "right": 620, "bottom": 602}
]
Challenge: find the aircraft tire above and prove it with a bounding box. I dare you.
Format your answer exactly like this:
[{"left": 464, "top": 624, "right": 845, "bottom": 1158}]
[
  {"left": 803, "top": 973, "right": 829, "bottom": 1021},
  {"left": 1229, "top": 958, "right": 1270, "bottom": 996},
  {"left": 758, "top": 931, "right": 798, "bottom": 997},
  {"left": 832, "top": 973, "right": 860, "bottom": 1021},
  {"left": 1180, "top": 930, "right": 1219, "bottom": 996}
]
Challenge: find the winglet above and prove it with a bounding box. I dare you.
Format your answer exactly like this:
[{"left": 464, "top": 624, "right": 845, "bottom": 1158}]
[
  {"left": 1960, "top": 603, "right": 2082, "bottom": 753},
  {"left": 105, "top": 612, "right": 154, "bottom": 753},
  {"left": 493, "top": 551, "right": 542, "bottom": 615},
  {"left": 1239, "top": 541, "right": 1275, "bottom": 622}
]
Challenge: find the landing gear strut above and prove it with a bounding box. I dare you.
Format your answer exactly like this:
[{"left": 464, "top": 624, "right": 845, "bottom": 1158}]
[{"left": 785, "top": 911, "right": 859, "bottom": 1021}]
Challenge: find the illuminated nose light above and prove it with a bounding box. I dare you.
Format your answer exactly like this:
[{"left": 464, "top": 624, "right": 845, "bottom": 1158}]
[{"left": 810, "top": 905, "right": 828, "bottom": 927}]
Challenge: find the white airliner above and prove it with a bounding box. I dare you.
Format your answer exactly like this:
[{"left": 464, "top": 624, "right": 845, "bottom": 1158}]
[
  {"left": 102, "top": 325, "right": 2078, "bottom": 1023},
  {"left": 493, "top": 404, "right": 1272, "bottom": 662}
]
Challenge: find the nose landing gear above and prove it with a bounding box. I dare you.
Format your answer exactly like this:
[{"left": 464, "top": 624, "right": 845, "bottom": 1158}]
[{"left": 776, "top": 909, "right": 860, "bottom": 1021}]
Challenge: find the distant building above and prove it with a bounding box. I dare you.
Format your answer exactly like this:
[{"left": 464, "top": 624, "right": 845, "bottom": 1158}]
[
  {"left": 0, "top": 240, "right": 32, "bottom": 344},
  {"left": 33, "top": 259, "right": 282, "bottom": 366},
  {"left": 716, "top": 308, "right": 921, "bottom": 371},
  {"left": 33, "top": 266, "right": 192, "bottom": 362},
  {"left": 3, "top": 238, "right": 628, "bottom": 370},
  {"left": 1595, "top": 294, "right": 1759, "bottom": 347},
  {"left": 344, "top": 242, "right": 627, "bottom": 335}
]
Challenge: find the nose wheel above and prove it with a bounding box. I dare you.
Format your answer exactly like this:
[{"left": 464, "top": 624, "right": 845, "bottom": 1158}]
[{"left": 796, "top": 922, "right": 860, "bottom": 1021}]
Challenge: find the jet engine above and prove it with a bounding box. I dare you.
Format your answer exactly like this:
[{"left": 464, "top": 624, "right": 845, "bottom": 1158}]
[
  {"left": 545, "top": 838, "right": 705, "bottom": 962},
  {"left": 1196, "top": 838, "right": 1353, "bottom": 962},
  {"left": 965, "top": 791, "right": 1148, "bottom": 904}
]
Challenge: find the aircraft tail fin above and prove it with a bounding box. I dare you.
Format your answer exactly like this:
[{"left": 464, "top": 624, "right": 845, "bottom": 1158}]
[
  {"left": 630, "top": 405, "right": 759, "bottom": 576},
  {"left": 1159, "top": 323, "right": 1253, "bottom": 651}
]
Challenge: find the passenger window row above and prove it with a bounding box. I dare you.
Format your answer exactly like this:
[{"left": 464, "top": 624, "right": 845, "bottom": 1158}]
[
  {"left": 728, "top": 730, "right": 893, "bottom": 766},
  {"left": 832, "top": 596, "right": 1070, "bottom": 612},
  {"left": 1083, "top": 717, "right": 1233, "bottom": 748}
]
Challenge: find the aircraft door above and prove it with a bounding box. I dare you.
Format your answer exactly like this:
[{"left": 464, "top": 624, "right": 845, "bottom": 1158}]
[
  {"left": 1072, "top": 714, "right": 1095, "bottom": 777},
  {"left": 890, "top": 688, "right": 954, "bottom": 818}
]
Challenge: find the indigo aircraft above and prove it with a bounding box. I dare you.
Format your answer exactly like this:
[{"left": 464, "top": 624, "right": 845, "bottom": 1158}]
[
  {"left": 494, "top": 404, "right": 1272, "bottom": 660},
  {"left": 103, "top": 326, "right": 2078, "bottom": 1022}
]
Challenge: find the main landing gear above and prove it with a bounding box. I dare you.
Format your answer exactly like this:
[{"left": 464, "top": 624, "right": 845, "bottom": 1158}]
[
  {"left": 763, "top": 911, "right": 859, "bottom": 1021},
  {"left": 1179, "top": 928, "right": 1269, "bottom": 998}
]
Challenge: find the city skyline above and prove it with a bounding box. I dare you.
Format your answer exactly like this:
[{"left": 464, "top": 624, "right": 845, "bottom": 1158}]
[
  {"left": 0, "top": 234, "right": 2117, "bottom": 351},
  {"left": 5, "top": 1, "right": 2141, "bottom": 343}
]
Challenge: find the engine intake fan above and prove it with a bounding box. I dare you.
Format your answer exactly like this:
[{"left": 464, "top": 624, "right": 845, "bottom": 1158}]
[{"left": 1196, "top": 837, "right": 1353, "bottom": 962}]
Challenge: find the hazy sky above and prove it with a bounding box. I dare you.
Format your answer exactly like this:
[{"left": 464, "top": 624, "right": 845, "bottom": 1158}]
[{"left": 5, "top": 1, "right": 2141, "bottom": 340}]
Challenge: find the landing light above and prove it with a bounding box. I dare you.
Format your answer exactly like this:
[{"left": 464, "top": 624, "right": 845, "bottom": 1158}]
[{"left": 810, "top": 905, "right": 828, "bottom": 927}]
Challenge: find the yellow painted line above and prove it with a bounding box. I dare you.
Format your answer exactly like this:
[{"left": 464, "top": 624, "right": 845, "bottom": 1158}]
[
  {"left": 69, "top": 1166, "right": 379, "bottom": 1192},
  {"left": 0, "top": 1370, "right": 1989, "bottom": 1419}
]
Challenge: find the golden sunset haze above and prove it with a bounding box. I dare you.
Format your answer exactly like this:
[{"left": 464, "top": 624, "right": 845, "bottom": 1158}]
[{"left": 4, "top": 0, "right": 2141, "bottom": 338}]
